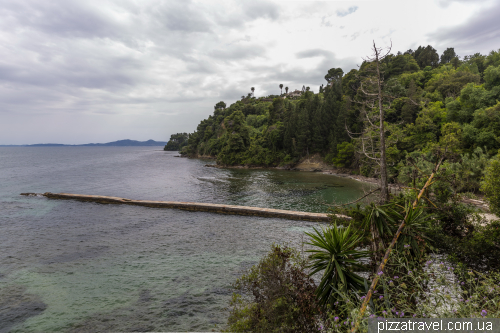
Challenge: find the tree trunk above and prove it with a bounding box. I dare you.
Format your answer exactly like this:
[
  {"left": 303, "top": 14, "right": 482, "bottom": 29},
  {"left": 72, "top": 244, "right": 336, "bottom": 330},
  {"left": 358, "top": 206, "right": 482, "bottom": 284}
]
[
  {"left": 370, "top": 218, "right": 383, "bottom": 269},
  {"left": 374, "top": 42, "right": 389, "bottom": 204}
]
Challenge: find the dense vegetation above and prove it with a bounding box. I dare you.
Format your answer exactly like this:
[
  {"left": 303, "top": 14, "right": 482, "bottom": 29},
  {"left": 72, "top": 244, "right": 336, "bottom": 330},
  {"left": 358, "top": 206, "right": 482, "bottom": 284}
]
[
  {"left": 226, "top": 175, "right": 500, "bottom": 332},
  {"left": 220, "top": 45, "right": 500, "bottom": 332},
  {"left": 163, "top": 132, "right": 189, "bottom": 151},
  {"left": 183, "top": 46, "right": 500, "bottom": 193}
]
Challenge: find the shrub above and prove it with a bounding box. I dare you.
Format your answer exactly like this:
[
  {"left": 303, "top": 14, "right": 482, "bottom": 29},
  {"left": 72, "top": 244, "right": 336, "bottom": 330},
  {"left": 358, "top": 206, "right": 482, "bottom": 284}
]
[{"left": 225, "top": 245, "right": 323, "bottom": 332}]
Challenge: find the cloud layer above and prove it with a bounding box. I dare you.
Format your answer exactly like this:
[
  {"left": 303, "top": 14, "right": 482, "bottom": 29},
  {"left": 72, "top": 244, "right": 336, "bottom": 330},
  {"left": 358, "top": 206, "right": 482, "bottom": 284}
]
[{"left": 0, "top": 0, "right": 495, "bottom": 144}]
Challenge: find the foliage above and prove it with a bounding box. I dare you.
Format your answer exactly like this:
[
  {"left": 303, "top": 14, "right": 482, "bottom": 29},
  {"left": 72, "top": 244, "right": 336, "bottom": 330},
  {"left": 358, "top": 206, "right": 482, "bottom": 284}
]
[
  {"left": 414, "top": 45, "right": 440, "bottom": 69},
  {"left": 306, "top": 224, "right": 368, "bottom": 307},
  {"left": 481, "top": 151, "right": 500, "bottom": 216},
  {"left": 164, "top": 132, "right": 189, "bottom": 151},
  {"left": 440, "top": 47, "right": 457, "bottom": 64},
  {"left": 324, "top": 250, "right": 500, "bottom": 333},
  {"left": 332, "top": 142, "right": 355, "bottom": 167},
  {"left": 367, "top": 202, "right": 431, "bottom": 258},
  {"left": 225, "top": 244, "right": 323, "bottom": 332}
]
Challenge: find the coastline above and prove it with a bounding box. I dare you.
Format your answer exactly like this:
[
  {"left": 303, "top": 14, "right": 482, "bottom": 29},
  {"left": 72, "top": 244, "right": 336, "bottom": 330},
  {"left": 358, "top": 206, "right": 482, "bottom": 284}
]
[
  {"left": 203, "top": 162, "right": 390, "bottom": 188},
  {"left": 177, "top": 152, "right": 492, "bottom": 213},
  {"left": 202, "top": 160, "right": 492, "bottom": 212}
]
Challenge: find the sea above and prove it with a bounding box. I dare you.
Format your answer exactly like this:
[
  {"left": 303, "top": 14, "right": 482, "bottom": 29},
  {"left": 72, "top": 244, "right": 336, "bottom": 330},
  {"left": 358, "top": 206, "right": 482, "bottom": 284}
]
[{"left": 0, "top": 147, "right": 372, "bottom": 332}]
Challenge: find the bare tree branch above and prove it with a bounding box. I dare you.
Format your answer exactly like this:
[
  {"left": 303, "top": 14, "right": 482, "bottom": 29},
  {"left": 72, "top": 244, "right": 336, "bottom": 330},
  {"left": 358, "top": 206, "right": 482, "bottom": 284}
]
[{"left": 333, "top": 187, "right": 381, "bottom": 207}]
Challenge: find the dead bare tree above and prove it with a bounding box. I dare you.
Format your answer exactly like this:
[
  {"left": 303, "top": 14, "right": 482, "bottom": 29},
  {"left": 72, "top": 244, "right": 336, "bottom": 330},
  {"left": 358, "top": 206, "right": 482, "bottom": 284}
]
[
  {"left": 344, "top": 41, "right": 395, "bottom": 262},
  {"left": 347, "top": 40, "right": 393, "bottom": 205}
]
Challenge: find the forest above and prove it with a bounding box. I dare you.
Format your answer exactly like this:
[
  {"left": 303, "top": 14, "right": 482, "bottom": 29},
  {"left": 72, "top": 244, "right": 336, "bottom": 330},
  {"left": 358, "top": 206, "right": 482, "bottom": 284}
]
[{"left": 180, "top": 45, "right": 500, "bottom": 198}]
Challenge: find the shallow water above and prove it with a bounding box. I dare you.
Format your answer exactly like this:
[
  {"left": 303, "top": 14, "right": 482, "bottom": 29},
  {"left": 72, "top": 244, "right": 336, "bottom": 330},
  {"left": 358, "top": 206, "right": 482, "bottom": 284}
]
[{"left": 0, "top": 147, "right": 372, "bottom": 332}]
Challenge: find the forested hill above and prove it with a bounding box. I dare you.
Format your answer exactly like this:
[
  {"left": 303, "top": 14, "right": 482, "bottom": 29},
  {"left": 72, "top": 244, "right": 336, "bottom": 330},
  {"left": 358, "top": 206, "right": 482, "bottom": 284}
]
[{"left": 182, "top": 46, "right": 500, "bottom": 188}]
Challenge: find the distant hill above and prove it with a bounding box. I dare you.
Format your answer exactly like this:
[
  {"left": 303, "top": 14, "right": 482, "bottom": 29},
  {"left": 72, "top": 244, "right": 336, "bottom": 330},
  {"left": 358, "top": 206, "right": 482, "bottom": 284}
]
[
  {"left": 0, "top": 139, "right": 169, "bottom": 147},
  {"left": 81, "top": 139, "right": 168, "bottom": 146}
]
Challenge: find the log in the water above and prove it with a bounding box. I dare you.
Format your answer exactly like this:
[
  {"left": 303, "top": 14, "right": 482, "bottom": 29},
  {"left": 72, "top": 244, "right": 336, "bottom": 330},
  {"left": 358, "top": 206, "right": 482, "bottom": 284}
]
[{"left": 20, "top": 192, "right": 350, "bottom": 222}]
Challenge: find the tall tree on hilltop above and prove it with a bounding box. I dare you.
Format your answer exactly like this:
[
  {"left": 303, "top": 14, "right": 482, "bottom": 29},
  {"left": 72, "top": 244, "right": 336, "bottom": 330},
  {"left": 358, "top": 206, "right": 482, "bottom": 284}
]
[
  {"left": 251, "top": 87, "right": 255, "bottom": 97},
  {"left": 325, "top": 68, "right": 344, "bottom": 87},
  {"left": 285, "top": 86, "right": 289, "bottom": 94},
  {"left": 414, "top": 45, "right": 439, "bottom": 68},
  {"left": 440, "top": 47, "right": 457, "bottom": 64},
  {"left": 214, "top": 101, "right": 226, "bottom": 118},
  {"left": 279, "top": 84, "right": 283, "bottom": 95}
]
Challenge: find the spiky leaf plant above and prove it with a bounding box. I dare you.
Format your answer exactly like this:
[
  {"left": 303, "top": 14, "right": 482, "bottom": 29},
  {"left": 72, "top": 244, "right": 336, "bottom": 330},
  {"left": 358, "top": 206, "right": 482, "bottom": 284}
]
[{"left": 306, "top": 224, "right": 368, "bottom": 307}]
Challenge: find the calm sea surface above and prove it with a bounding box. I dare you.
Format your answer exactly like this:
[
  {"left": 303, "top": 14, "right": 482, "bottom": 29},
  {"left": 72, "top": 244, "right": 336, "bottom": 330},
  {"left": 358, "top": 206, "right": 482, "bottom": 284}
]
[{"left": 0, "top": 147, "right": 372, "bottom": 332}]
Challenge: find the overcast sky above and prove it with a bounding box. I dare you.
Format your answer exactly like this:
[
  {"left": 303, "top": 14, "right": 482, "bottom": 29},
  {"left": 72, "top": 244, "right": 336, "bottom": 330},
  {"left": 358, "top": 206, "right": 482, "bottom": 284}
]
[{"left": 1, "top": 0, "right": 498, "bottom": 144}]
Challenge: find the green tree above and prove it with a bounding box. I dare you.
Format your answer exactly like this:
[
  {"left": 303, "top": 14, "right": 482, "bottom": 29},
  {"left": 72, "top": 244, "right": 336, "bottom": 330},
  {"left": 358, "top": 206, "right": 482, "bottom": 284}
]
[
  {"left": 384, "top": 54, "right": 420, "bottom": 80},
  {"left": 325, "top": 68, "right": 344, "bottom": 86},
  {"left": 214, "top": 101, "right": 227, "bottom": 118},
  {"left": 481, "top": 151, "right": 500, "bottom": 216},
  {"left": 484, "top": 64, "right": 500, "bottom": 89},
  {"left": 296, "top": 106, "right": 311, "bottom": 155},
  {"left": 425, "top": 67, "right": 480, "bottom": 99},
  {"left": 414, "top": 45, "right": 440, "bottom": 68},
  {"left": 215, "top": 101, "right": 226, "bottom": 111},
  {"left": 279, "top": 83, "right": 283, "bottom": 95},
  {"left": 439, "top": 122, "right": 462, "bottom": 153},
  {"left": 464, "top": 53, "right": 487, "bottom": 74},
  {"left": 484, "top": 49, "right": 500, "bottom": 68},
  {"left": 332, "top": 142, "right": 354, "bottom": 167},
  {"left": 440, "top": 47, "right": 457, "bottom": 64},
  {"left": 164, "top": 133, "right": 190, "bottom": 151},
  {"left": 218, "top": 111, "right": 250, "bottom": 165}
]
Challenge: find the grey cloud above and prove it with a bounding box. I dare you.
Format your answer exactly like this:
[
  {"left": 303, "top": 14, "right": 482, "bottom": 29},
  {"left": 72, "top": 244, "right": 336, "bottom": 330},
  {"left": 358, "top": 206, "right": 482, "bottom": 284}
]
[
  {"left": 429, "top": 1, "right": 500, "bottom": 55},
  {"left": 210, "top": 0, "right": 280, "bottom": 29},
  {"left": 209, "top": 45, "right": 267, "bottom": 60},
  {"left": 0, "top": 0, "right": 358, "bottom": 144},
  {"left": 150, "top": 1, "right": 213, "bottom": 33},
  {"left": 241, "top": 0, "right": 280, "bottom": 21},
  {"left": 184, "top": 60, "right": 218, "bottom": 74},
  {"left": 0, "top": 0, "right": 120, "bottom": 39},
  {"left": 296, "top": 49, "right": 334, "bottom": 59},
  {"left": 336, "top": 6, "right": 358, "bottom": 18}
]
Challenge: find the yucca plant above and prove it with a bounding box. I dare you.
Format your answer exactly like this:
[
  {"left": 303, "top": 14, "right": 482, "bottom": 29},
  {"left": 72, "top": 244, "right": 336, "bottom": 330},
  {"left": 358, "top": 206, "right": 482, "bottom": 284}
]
[
  {"left": 364, "top": 203, "right": 395, "bottom": 238},
  {"left": 306, "top": 224, "right": 369, "bottom": 307},
  {"left": 365, "top": 201, "right": 431, "bottom": 258},
  {"left": 391, "top": 202, "right": 432, "bottom": 257}
]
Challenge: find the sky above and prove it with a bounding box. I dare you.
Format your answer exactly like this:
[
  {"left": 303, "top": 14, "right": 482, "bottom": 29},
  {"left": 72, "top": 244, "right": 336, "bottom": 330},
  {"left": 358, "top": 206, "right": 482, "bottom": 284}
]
[{"left": 0, "top": 0, "right": 499, "bottom": 144}]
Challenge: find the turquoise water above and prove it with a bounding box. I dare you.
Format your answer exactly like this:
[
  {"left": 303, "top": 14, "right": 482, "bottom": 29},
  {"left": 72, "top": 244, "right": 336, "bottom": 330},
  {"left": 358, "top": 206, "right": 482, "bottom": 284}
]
[{"left": 0, "top": 147, "right": 373, "bottom": 332}]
